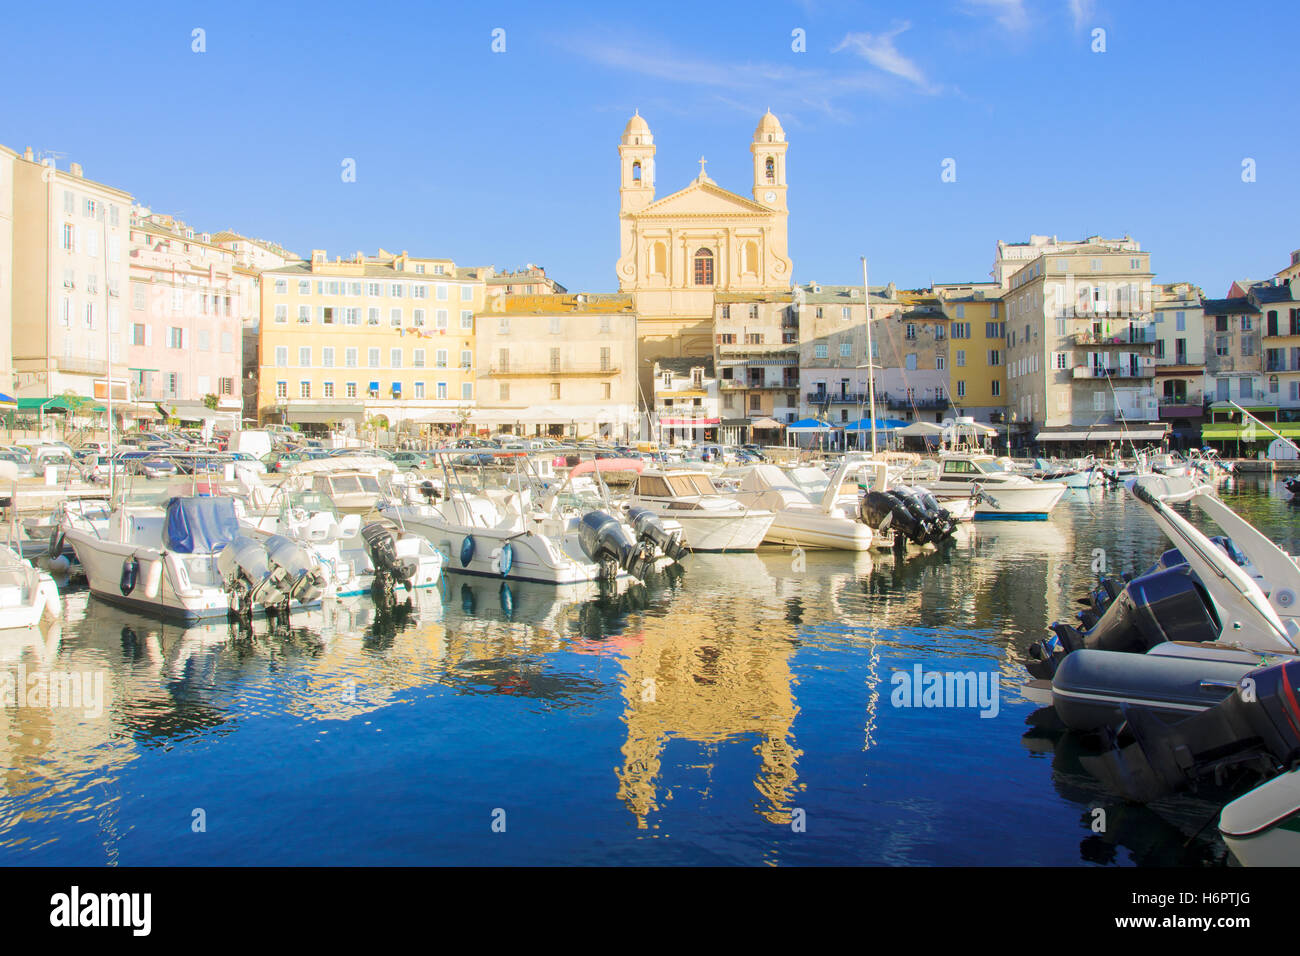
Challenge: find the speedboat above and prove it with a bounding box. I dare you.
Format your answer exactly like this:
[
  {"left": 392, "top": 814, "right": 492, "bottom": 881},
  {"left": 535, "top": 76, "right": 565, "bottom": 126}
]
[
  {"left": 0, "top": 461, "right": 61, "bottom": 628},
  {"left": 25, "top": 496, "right": 113, "bottom": 573},
  {"left": 379, "top": 451, "right": 685, "bottom": 585},
  {"left": 1024, "top": 474, "right": 1300, "bottom": 729},
  {"left": 239, "top": 488, "right": 444, "bottom": 599},
  {"left": 721, "top": 457, "right": 874, "bottom": 550},
  {"left": 921, "top": 453, "right": 1067, "bottom": 519},
  {"left": 624, "top": 468, "right": 774, "bottom": 552},
  {"left": 282, "top": 456, "right": 397, "bottom": 514}
]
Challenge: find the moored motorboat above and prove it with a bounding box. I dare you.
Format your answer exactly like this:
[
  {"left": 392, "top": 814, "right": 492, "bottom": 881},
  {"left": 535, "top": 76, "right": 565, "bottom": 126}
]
[
  {"left": 624, "top": 468, "right": 774, "bottom": 552},
  {"left": 921, "top": 453, "right": 1067, "bottom": 519}
]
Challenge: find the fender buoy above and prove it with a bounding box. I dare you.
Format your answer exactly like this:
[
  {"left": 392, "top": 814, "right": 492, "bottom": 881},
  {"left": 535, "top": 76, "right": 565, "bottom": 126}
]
[
  {"left": 120, "top": 555, "right": 140, "bottom": 596},
  {"left": 499, "top": 542, "right": 513, "bottom": 577},
  {"left": 499, "top": 581, "right": 514, "bottom": 618},
  {"left": 460, "top": 583, "right": 476, "bottom": 614},
  {"left": 48, "top": 527, "right": 63, "bottom": 558},
  {"left": 460, "top": 535, "right": 475, "bottom": 567}
]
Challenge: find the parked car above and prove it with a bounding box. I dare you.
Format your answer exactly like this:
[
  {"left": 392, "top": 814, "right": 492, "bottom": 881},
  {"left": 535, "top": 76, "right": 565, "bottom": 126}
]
[{"left": 391, "top": 451, "right": 432, "bottom": 470}]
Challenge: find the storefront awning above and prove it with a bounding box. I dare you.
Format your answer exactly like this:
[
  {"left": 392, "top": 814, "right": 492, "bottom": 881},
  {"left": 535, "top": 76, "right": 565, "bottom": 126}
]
[
  {"left": 284, "top": 403, "right": 366, "bottom": 425},
  {"left": 1037, "top": 425, "right": 1170, "bottom": 442}
]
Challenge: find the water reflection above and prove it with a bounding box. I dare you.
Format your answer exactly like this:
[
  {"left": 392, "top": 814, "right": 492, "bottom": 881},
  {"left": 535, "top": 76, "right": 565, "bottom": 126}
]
[{"left": 1, "top": 482, "right": 1290, "bottom": 864}]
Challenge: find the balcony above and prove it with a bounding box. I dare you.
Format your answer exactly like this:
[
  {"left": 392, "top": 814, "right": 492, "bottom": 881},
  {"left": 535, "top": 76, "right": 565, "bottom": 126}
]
[
  {"left": 655, "top": 405, "right": 713, "bottom": 421},
  {"left": 56, "top": 356, "right": 108, "bottom": 376},
  {"left": 1072, "top": 363, "right": 1155, "bottom": 379},
  {"left": 884, "top": 393, "right": 949, "bottom": 411},
  {"left": 746, "top": 380, "right": 798, "bottom": 391},
  {"left": 1073, "top": 330, "right": 1156, "bottom": 347},
  {"left": 488, "top": 363, "right": 619, "bottom": 377},
  {"left": 807, "top": 391, "right": 867, "bottom": 404},
  {"left": 718, "top": 379, "right": 747, "bottom": 390}
]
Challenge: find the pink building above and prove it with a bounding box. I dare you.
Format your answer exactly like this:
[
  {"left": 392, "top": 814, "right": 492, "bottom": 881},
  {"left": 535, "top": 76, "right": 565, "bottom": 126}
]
[{"left": 125, "top": 212, "right": 244, "bottom": 422}]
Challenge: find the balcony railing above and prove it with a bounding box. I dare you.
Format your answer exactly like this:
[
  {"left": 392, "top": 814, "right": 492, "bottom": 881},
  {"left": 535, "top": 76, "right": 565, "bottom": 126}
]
[
  {"left": 488, "top": 363, "right": 618, "bottom": 377},
  {"left": 56, "top": 356, "right": 108, "bottom": 376},
  {"left": 655, "top": 405, "right": 713, "bottom": 420},
  {"left": 808, "top": 391, "right": 867, "bottom": 404},
  {"left": 883, "top": 393, "right": 950, "bottom": 411},
  {"left": 1073, "top": 330, "right": 1156, "bottom": 347},
  {"left": 1072, "top": 364, "right": 1156, "bottom": 379},
  {"left": 718, "top": 379, "right": 746, "bottom": 390}
]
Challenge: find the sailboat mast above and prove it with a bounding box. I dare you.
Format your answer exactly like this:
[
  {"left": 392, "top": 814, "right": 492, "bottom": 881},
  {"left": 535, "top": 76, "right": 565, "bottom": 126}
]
[{"left": 861, "top": 257, "right": 877, "bottom": 455}]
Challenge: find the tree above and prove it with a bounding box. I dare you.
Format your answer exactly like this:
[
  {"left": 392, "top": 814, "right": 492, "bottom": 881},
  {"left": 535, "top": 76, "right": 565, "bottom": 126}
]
[
  {"left": 202, "top": 393, "right": 219, "bottom": 411},
  {"left": 57, "top": 390, "right": 90, "bottom": 437},
  {"left": 362, "top": 414, "right": 389, "bottom": 447}
]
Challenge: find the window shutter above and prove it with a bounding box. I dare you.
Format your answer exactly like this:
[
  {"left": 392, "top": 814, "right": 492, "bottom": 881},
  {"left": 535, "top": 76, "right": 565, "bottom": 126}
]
[{"left": 145, "top": 325, "right": 153, "bottom": 347}]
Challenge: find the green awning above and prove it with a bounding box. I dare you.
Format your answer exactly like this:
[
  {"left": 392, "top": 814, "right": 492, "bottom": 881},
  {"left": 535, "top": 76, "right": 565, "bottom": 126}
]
[
  {"left": 1202, "top": 422, "right": 1300, "bottom": 440},
  {"left": 15, "top": 397, "right": 106, "bottom": 413}
]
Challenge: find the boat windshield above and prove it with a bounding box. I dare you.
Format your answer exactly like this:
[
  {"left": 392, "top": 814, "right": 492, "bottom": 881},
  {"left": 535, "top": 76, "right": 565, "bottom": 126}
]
[
  {"left": 787, "top": 467, "right": 829, "bottom": 497},
  {"left": 280, "top": 491, "right": 340, "bottom": 521},
  {"left": 666, "top": 473, "right": 716, "bottom": 497}
]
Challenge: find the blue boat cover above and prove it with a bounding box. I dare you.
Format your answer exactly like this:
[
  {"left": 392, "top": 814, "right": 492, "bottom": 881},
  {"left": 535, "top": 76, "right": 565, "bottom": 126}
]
[{"left": 163, "top": 496, "right": 239, "bottom": 554}]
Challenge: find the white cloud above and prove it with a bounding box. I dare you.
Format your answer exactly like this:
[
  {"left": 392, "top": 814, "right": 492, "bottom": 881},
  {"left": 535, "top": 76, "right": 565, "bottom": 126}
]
[
  {"left": 962, "top": 0, "right": 1030, "bottom": 32},
  {"left": 1068, "top": 0, "right": 1096, "bottom": 30},
  {"left": 832, "top": 23, "right": 937, "bottom": 93}
]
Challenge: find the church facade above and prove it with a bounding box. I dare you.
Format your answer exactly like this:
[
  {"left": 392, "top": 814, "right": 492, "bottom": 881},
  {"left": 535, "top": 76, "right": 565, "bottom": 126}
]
[{"left": 615, "top": 111, "right": 793, "bottom": 401}]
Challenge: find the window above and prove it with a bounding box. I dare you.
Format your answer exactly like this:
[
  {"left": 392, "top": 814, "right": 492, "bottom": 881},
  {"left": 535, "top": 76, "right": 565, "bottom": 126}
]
[
  {"left": 391, "top": 309, "right": 402, "bottom": 327},
  {"left": 461, "top": 310, "right": 473, "bottom": 330},
  {"left": 461, "top": 349, "right": 472, "bottom": 369},
  {"left": 985, "top": 322, "right": 1004, "bottom": 338},
  {"left": 500, "top": 383, "right": 510, "bottom": 401},
  {"left": 297, "top": 305, "right": 310, "bottom": 323},
  {"left": 219, "top": 377, "right": 234, "bottom": 396},
  {"left": 814, "top": 344, "right": 828, "bottom": 359},
  {"left": 391, "top": 283, "right": 404, "bottom": 298},
  {"left": 1053, "top": 351, "right": 1068, "bottom": 370},
  {"left": 299, "top": 347, "right": 311, "bottom": 367},
  {"left": 1175, "top": 311, "right": 1186, "bottom": 332},
  {"left": 550, "top": 348, "right": 561, "bottom": 372},
  {"left": 276, "top": 381, "right": 288, "bottom": 400},
  {"left": 275, "top": 304, "right": 288, "bottom": 324},
  {"left": 299, "top": 280, "right": 310, "bottom": 295},
  {"left": 839, "top": 343, "right": 852, "bottom": 357},
  {"left": 322, "top": 347, "right": 335, "bottom": 368},
  {"left": 436, "top": 310, "right": 448, "bottom": 330},
  {"left": 936, "top": 356, "right": 945, "bottom": 371},
  {"left": 436, "top": 382, "right": 447, "bottom": 399},
  {"left": 274, "top": 279, "right": 287, "bottom": 294},
  {"left": 906, "top": 324, "right": 916, "bottom": 340},
  {"left": 391, "top": 349, "right": 402, "bottom": 368},
  {"left": 951, "top": 322, "right": 970, "bottom": 339},
  {"left": 412, "top": 284, "right": 428, "bottom": 299},
  {"left": 1216, "top": 316, "right": 1229, "bottom": 332},
  {"left": 436, "top": 284, "right": 448, "bottom": 301},
  {"left": 461, "top": 286, "right": 473, "bottom": 302},
  {"left": 368, "top": 348, "right": 380, "bottom": 368},
  {"left": 1242, "top": 337, "right": 1255, "bottom": 357},
  {"left": 345, "top": 348, "right": 358, "bottom": 368},
  {"left": 955, "top": 305, "right": 965, "bottom": 318},
  {"left": 346, "top": 382, "right": 357, "bottom": 398},
  {"left": 1216, "top": 336, "right": 1229, "bottom": 356},
  {"left": 600, "top": 347, "right": 611, "bottom": 371},
  {"left": 955, "top": 349, "right": 966, "bottom": 367},
  {"left": 323, "top": 382, "right": 335, "bottom": 398},
  {"left": 320, "top": 306, "right": 335, "bottom": 325},
  {"left": 61, "top": 223, "right": 75, "bottom": 250},
  {"left": 991, "top": 380, "right": 1000, "bottom": 397},
  {"left": 693, "top": 248, "right": 714, "bottom": 286},
  {"left": 413, "top": 309, "right": 425, "bottom": 327},
  {"left": 198, "top": 330, "right": 211, "bottom": 351},
  {"left": 413, "top": 382, "right": 425, "bottom": 399},
  {"left": 955, "top": 380, "right": 966, "bottom": 398},
  {"left": 168, "top": 327, "right": 184, "bottom": 348},
  {"left": 300, "top": 381, "right": 311, "bottom": 399},
  {"left": 368, "top": 308, "right": 380, "bottom": 326},
  {"left": 435, "top": 349, "right": 447, "bottom": 368},
  {"left": 275, "top": 346, "right": 288, "bottom": 367},
  {"left": 550, "top": 382, "right": 561, "bottom": 400},
  {"left": 988, "top": 349, "right": 1002, "bottom": 366},
  {"left": 1242, "top": 315, "right": 1254, "bottom": 332}
]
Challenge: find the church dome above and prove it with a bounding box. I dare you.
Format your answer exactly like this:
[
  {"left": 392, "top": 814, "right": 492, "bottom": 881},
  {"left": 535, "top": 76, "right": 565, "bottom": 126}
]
[
  {"left": 622, "top": 111, "right": 653, "bottom": 145},
  {"left": 754, "top": 110, "right": 785, "bottom": 143}
]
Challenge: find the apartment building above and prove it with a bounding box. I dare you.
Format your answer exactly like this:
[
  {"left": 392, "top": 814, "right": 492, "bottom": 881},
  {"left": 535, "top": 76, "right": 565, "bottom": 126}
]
[
  {"left": 1276, "top": 249, "right": 1300, "bottom": 286},
  {"left": 1203, "top": 296, "right": 1263, "bottom": 405},
  {"left": 0, "top": 145, "right": 14, "bottom": 398},
  {"left": 258, "top": 249, "right": 488, "bottom": 431},
  {"left": 713, "top": 291, "right": 799, "bottom": 434},
  {"left": 992, "top": 234, "right": 1141, "bottom": 289},
  {"left": 1150, "top": 282, "right": 1207, "bottom": 446},
  {"left": 933, "top": 282, "right": 1007, "bottom": 423},
  {"left": 125, "top": 212, "right": 244, "bottom": 421},
  {"left": 485, "top": 265, "right": 566, "bottom": 304},
  {"left": 652, "top": 357, "right": 720, "bottom": 445},
  {"left": 872, "top": 289, "right": 952, "bottom": 424},
  {"left": 1003, "top": 243, "right": 1163, "bottom": 447},
  {"left": 475, "top": 293, "right": 638, "bottom": 441},
  {"left": 10, "top": 148, "right": 132, "bottom": 401},
  {"left": 208, "top": 230, "right": 300, "bottom": 426},
  {"left": 1251, "top": 281, "right": 1300, "bottom": 409},
  {"left": 794, "top": 282, "right": 873, "bottom": 424}
]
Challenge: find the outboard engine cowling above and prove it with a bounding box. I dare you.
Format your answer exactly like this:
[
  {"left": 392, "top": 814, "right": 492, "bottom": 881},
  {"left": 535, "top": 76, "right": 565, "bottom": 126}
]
[
  {"left": 265, "top": 534, "right": 326, "bottom": 606},
  {"left": 579, "top": 511, "right": 652, "bottom": 580},
  {"left": 1026, "top": 564, "right": 1221, "bottom": 680},
  {"left": 362, "top": 520, "right": 417, "bottom": 603},
  {"left": 627, "top": 506, "right": 688, "bottom": 563},
  {"left": 218, "top": 535, "right": 281, "bottom": 617}
]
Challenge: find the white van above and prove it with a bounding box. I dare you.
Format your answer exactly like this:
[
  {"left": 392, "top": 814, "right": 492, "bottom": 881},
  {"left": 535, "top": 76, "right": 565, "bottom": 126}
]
[{"left": 230, "top": 430, "right": 274, "bottom": 460}]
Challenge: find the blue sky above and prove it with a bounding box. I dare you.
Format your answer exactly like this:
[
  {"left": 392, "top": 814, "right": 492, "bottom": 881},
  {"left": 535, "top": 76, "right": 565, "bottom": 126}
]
[{"left": 3, "top": 0, "right": 1296, "bottom": 295}]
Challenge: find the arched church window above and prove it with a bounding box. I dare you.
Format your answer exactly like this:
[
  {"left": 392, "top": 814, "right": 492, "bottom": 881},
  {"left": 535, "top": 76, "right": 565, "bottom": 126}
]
[
  {"left": 651, "top": 241, "right": 667, "bottom": 276},
  {"left": 693, "top": 248, "right": 714, "bottom": 287},
  {"left": 632, "top": 161, "right": 642, "bottom": 182},
  {"left": 765, "top": 157, "right": 775, "bottom": 183}
]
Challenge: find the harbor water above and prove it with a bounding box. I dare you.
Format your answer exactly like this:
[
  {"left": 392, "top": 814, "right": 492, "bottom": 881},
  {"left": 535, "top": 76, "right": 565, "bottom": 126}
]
[{"left": 2, "top": 475, "right": 1296, "bottom": 866}]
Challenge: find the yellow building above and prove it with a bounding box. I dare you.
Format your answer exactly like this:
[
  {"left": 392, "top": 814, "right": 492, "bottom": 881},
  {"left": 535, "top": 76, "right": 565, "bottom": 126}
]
[
  {"left": 616, "top": 111, "right": 793, "bottom": 401},
  {"left": 258, "top": 249, "right": 487, "bottom": 433},
  {"left": 933, "top": 282, "right": 1007, "bottom": 421},
  {"left": 474, "top": 293, "right": 639, "bottom": 441}
]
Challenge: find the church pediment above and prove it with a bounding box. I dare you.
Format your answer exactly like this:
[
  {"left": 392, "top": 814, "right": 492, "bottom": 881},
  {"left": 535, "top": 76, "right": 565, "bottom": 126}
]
[{"left": 632, "top": 178, "right": 773, "bottom": 219}]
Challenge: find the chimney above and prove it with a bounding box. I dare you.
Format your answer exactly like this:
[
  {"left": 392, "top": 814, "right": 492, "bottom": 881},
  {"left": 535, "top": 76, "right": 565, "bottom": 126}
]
[
  {"left": 23, "top": 147, "right": 33, "bottom": 161},
  {"left": 70, "top": 162, "right": 83, "bottom": 178}
]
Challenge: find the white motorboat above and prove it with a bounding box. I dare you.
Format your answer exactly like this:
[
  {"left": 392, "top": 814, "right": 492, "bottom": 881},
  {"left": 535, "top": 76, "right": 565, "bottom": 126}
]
[
  {"left": 379, "top": 452, "right": 685, "bottom": 585},
  {"left": 722, "top": 459, "right": 873, "bottom": 550},
  {"left": 1220, "top": 768, "right": 1300, "bottom": 866},
  {"left": 624, "top": 468, "right": 774, "bottom": 552},
  {"left": 922, "top": 453, "right": 1067, "bottom": 519},
  {"left": 240, "top": 488, "right": 444, "bottom": 599},
  {"left": 25, "top": 496, "right": 113, "bottom": 572},
  {"left": 0, "top": 461, "right": 61, "bottom": 629},
  {"left": 283, "top": 456, "right": 398, "bottom": 515}
]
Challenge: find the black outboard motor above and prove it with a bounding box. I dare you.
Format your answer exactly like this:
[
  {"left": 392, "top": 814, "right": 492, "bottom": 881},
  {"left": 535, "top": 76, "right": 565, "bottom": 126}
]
[
  {"left": 859, "top": 490, "right": 925, "bottom": 542},
  {"left": 418, "top": 480, "right": 440, "bottom": 502},
  {"left": 1025, "top": 564, "right": 1221, "bottom": 680},
  {"left": 1081, "top": 659, "right": 1300, "bottom": 802},
  {"left": 627, "top": 506, "right": 689, "bottom": 563},
  {"left": 579, "top": 511, "right": 654, "bottom": 581},
  {"left": 362, "top": 520, "right": 417, "bottom": 605}
]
